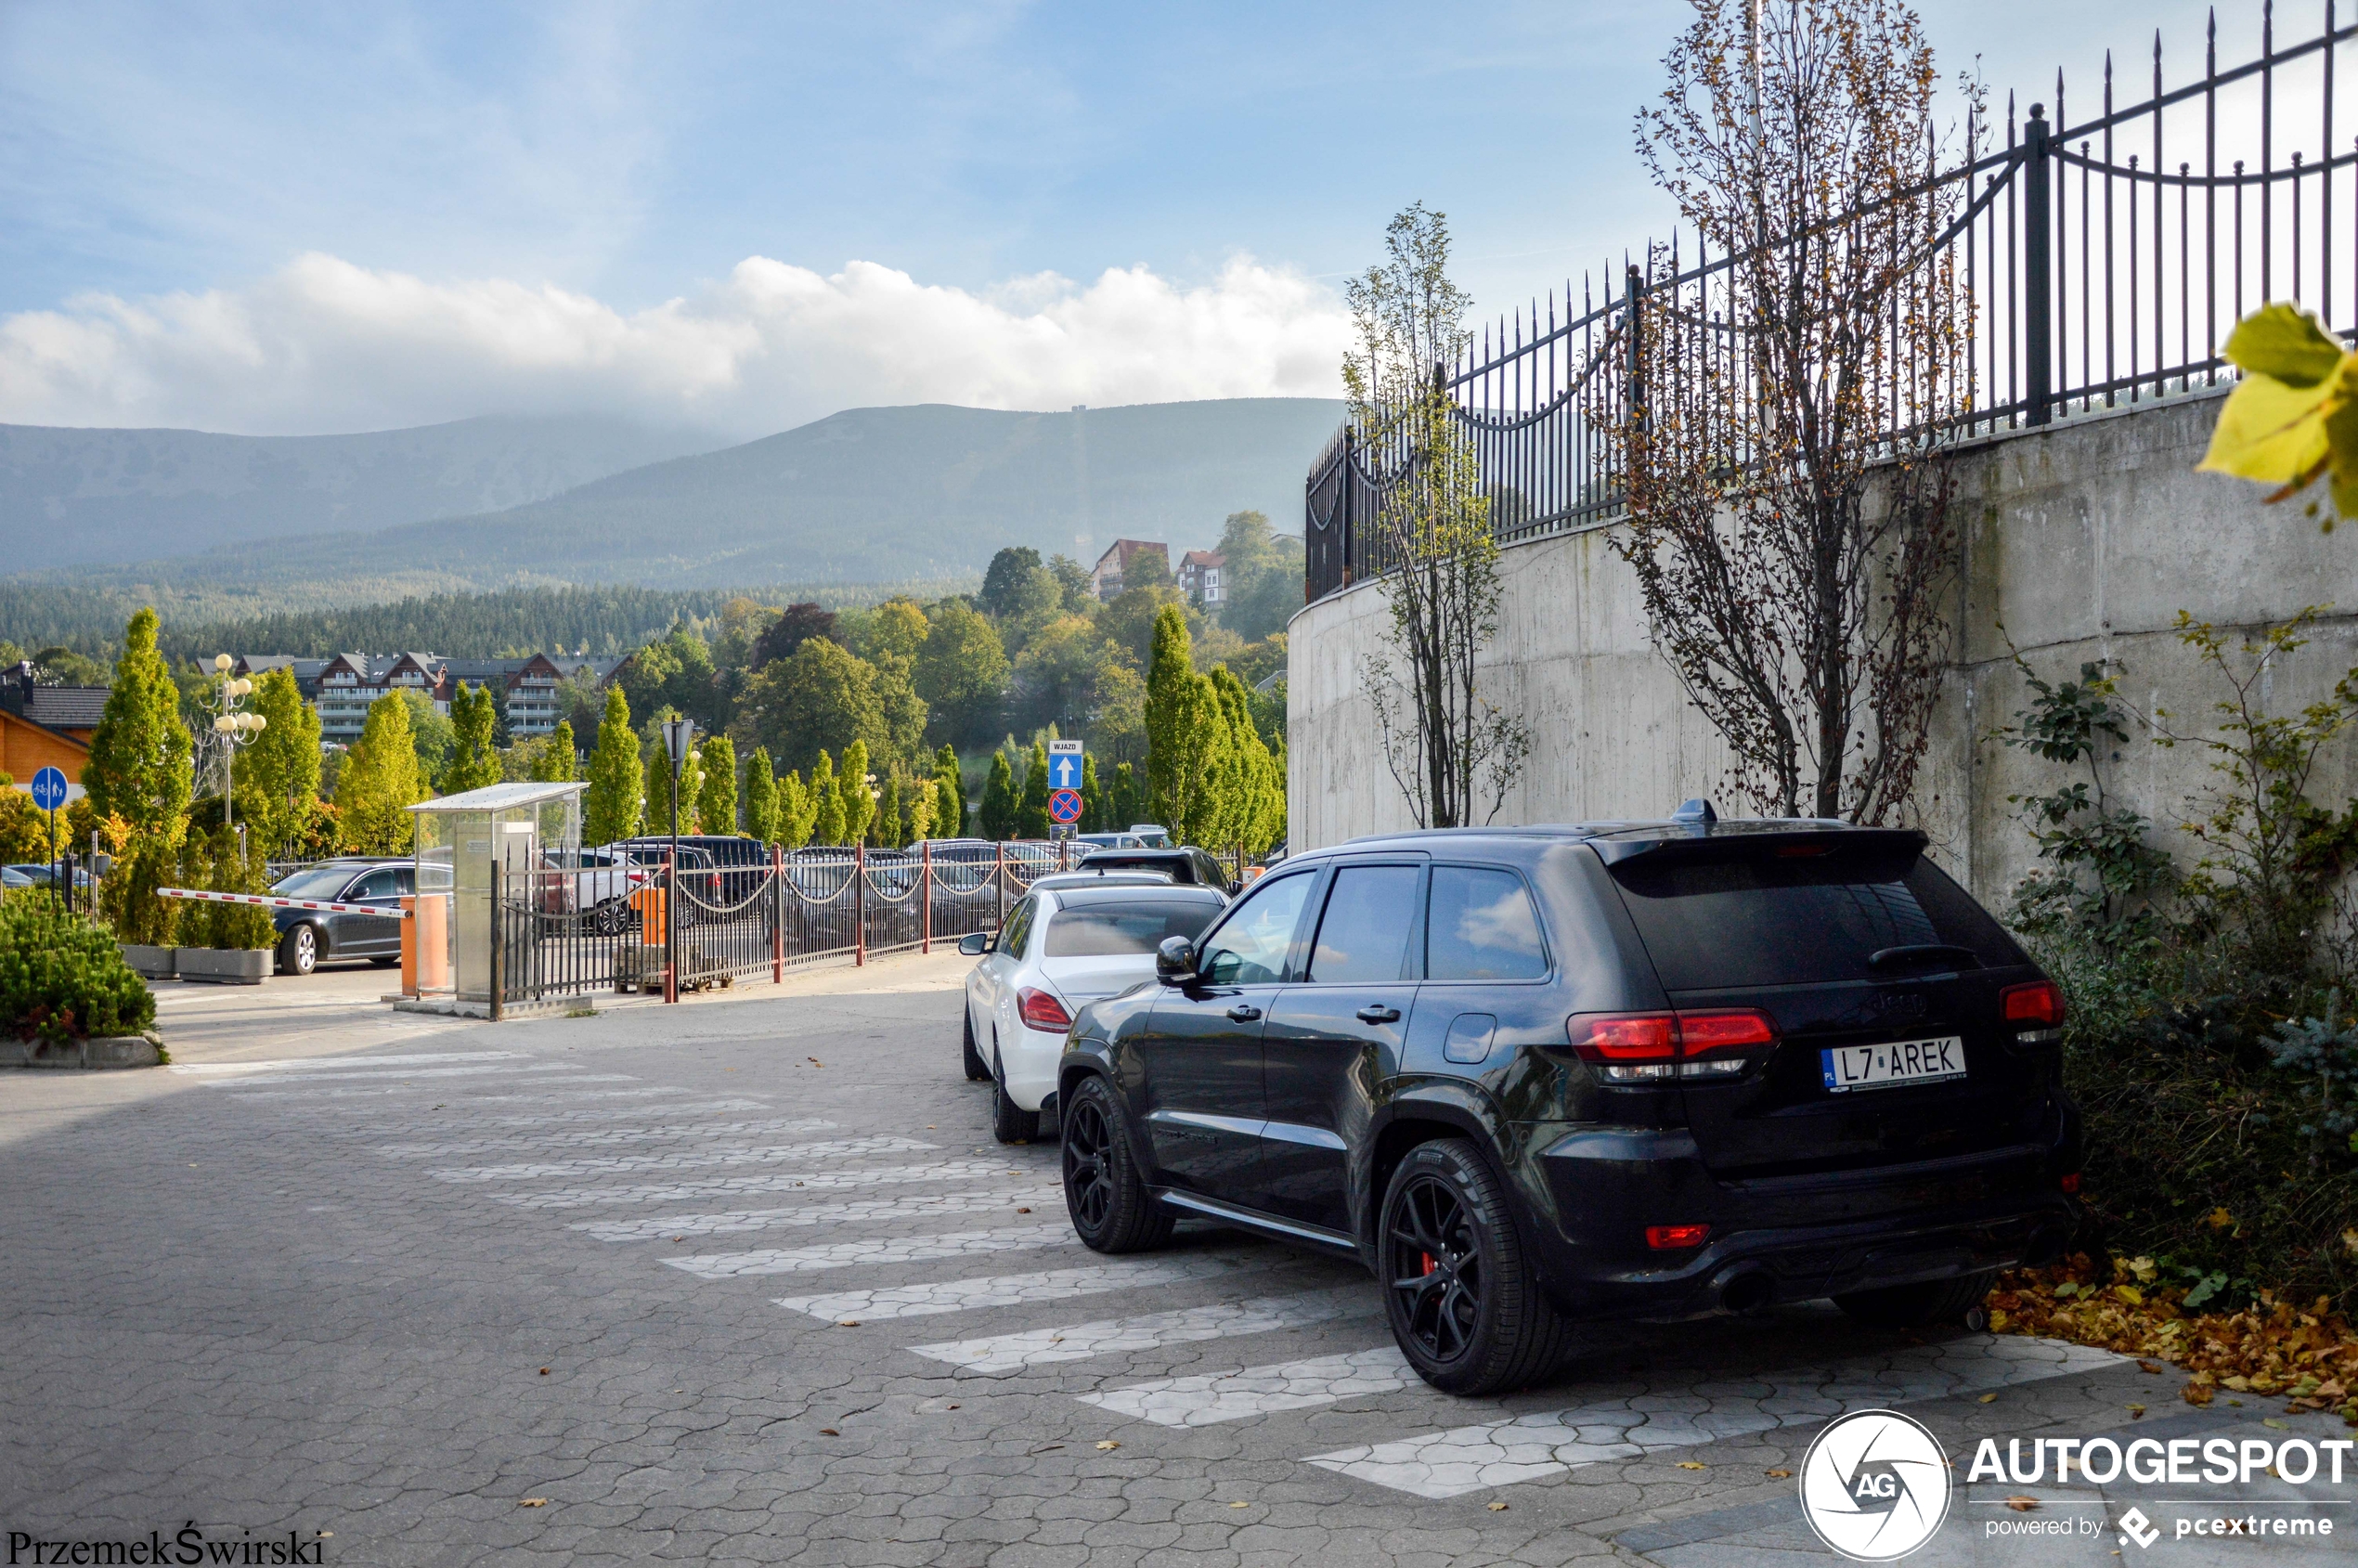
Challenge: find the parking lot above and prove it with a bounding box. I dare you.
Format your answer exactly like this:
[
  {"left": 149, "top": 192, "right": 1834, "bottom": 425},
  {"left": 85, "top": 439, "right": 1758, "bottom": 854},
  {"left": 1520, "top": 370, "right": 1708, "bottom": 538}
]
[{"left": 3, "top": 957, "right": 2349, "bottom": 1566}]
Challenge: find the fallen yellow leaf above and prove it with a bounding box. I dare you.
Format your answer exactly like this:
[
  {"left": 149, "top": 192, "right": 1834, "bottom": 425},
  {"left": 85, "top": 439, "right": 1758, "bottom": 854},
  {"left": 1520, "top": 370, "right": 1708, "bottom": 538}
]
[
  {"left": 1676, "top": 1461, "right": 1707, "bottom": 1470},
  {"left": 1978, "top": 1393, "right": 1999, "bottom": 1404},
  {"left": 1487, "top": 1501, "right": 1509, "bottom": 1510},
  {"left": 1766, "top": 1470, "right": 1793, "bottom": 1479},
  {"left": 2006, "top": 1496, "right": 2040, "bottom": 1512},
  {"left": 519, "top": 1498, "right": 548, "bottom": 1508},
  {"left": 1096, "top": 1440, "right": 1121, "bottom": 1451}
]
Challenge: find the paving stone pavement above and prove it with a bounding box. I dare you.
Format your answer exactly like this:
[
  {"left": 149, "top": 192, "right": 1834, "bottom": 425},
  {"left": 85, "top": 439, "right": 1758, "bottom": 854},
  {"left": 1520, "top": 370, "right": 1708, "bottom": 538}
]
[{"left": 4, "top": 955, "right": 2352, "bottom": 1565}]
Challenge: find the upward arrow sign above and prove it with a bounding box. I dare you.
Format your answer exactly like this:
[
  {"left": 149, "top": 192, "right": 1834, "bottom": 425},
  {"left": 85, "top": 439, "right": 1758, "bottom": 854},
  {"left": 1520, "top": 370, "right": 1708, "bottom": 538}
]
[{"left": 1052, "top": 756, "right": 1080, "bottom": 788}]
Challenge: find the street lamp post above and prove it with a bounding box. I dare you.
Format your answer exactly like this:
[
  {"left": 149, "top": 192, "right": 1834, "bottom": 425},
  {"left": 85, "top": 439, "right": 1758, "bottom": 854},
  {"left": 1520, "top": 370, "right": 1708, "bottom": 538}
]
[{"left": 200, "top": 654, "right": 268, "bottom": 839}]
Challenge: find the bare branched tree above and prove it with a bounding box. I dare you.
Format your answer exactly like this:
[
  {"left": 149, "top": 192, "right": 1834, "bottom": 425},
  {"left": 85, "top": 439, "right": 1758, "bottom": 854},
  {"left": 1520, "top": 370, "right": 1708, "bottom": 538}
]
[
  {"left": 1617, "top": 0, "right": 1979, "bottom": 823},
  {"left": 1346, "top": 204, "right": 1533, "bottom": 828}
]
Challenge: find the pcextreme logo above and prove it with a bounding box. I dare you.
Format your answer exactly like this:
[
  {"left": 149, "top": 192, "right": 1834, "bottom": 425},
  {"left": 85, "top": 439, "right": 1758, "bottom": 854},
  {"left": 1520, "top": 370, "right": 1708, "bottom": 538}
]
[{"left": 1799, "top": 1409, "right": 1953, "bottom": 1561}]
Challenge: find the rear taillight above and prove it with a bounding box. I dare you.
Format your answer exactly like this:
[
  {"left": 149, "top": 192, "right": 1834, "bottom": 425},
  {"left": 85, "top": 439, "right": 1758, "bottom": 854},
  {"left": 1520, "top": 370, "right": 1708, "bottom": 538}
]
[
  {"left": 1566, "top": 1010, "right": 1775, "bottom": 1082},
  {"left": 2002, "top": 980, "right": 2066, "bottom": 1040},
  {"left": 1646, "top": 1224, "right": 1711, "bottom": 1250},
  {"left": 1017, "top": 988, "right": 1074, "bottom": 1032}
]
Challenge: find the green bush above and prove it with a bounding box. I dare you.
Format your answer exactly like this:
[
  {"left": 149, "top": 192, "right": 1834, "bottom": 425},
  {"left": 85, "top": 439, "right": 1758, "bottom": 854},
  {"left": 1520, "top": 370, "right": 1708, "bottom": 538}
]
[
  {"left": 1993, "top": 611, "right": 2358, "bottom": 1312},
  {"left": 0, "top": 891, "right": 156, "bottom": 1041}
]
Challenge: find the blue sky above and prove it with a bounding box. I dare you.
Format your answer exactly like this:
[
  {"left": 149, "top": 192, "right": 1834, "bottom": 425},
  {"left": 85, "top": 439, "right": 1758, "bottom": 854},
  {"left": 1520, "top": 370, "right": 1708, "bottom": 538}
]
[{"left": 0, "top": 0, "right": 2272, "bottom": 435}]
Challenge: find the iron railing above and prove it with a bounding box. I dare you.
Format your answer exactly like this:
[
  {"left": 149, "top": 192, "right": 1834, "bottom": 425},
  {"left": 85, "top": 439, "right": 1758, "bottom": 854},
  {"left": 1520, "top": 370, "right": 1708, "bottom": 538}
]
[
  {"left": 485, "top": 839, "right": 1244, "bottom": 1010},
  {"left": 1306, "top": 3, "right": 2358, "bottom": 602}
]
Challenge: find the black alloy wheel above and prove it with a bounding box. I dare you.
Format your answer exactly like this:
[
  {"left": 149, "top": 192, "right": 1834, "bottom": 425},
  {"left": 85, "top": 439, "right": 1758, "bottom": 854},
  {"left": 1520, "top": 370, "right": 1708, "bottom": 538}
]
[
  {"left": 962, "top": 1008, "right": 991, "bottom": 1082},
  {"left": 1378, "top": 1139, "right": 1573, "bottom": 1395},
  {"left": 991, "top": 1056, "right": 1040, "bottom": 1144},
  {"left": 279, "top": 924, "right": 319, "bottom": 977},
  {"left": 1059, "top": 1075, "right": 1173, "bottom": 1253}
]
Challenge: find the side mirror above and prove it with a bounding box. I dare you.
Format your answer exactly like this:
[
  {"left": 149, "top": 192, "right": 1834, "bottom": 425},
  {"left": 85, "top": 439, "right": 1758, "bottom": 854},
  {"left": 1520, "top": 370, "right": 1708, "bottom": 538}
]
[
  {"left": 1155, "top": 936, "right": 1197, "bottom": 984},
  {"left": 958, "top": 931, "right": 991, "bottom": 957}
]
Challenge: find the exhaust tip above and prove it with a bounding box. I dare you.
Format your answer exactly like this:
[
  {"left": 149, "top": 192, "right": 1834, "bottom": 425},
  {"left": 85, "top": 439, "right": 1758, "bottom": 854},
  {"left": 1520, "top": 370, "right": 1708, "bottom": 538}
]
[{"left": 1717, "top": 1267, "right": 1776, "bottom": 1315}]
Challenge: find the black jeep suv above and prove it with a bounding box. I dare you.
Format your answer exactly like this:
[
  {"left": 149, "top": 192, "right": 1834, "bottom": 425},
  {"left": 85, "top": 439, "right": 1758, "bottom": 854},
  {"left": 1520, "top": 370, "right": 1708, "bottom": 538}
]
[{"left": 1055, "top": 810, "right": 2080, "bottom": 1395}]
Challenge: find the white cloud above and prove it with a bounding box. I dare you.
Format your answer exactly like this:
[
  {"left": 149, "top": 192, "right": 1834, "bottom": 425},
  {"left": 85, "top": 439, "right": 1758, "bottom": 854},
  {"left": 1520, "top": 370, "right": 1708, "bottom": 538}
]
[{"left": 0, "top": 252, "right": 1352, "bottom": 439}]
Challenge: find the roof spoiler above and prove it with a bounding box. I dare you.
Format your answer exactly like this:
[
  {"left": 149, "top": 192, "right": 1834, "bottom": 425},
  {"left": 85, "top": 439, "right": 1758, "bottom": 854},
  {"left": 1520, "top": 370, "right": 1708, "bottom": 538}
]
[{"left": 1590, "top": 824, "right": 1929, "bottom": 868}]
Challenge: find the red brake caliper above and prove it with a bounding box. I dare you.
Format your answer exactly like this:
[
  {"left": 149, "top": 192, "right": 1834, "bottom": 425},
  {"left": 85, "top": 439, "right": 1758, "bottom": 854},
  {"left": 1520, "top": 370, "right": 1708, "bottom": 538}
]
[{"left": 1419, "top": 1252, "right": 1436, "bottom": 1276}]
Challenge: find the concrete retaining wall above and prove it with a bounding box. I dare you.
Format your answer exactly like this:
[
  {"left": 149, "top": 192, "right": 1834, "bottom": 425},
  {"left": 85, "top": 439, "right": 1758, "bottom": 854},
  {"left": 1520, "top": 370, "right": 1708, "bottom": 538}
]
[{"left": 1286, "top": 392, "right": 2358, "bottom": 902}]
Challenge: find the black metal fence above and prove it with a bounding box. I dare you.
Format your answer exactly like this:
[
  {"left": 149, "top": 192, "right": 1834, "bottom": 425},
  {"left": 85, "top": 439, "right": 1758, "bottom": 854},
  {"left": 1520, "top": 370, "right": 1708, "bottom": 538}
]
[
  {"left": 486, "top": 840, "right": 1207, "bottom": 1012},
  {"left": 1307, "top": 3, "right": 2358, "bottom": 602}
]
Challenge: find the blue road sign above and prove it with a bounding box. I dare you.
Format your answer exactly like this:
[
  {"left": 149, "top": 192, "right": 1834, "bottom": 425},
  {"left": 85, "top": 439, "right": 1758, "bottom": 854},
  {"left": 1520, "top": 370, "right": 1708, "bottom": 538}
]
[
  {"left": 29, "top": 767, "right": 68, "bottom": 812},
  {"left": 1048, "top": 752, "right": 1082, "bottom": 790},
  {"left": 1048, "top": 787, "right": 1083, "bottom": 824}
]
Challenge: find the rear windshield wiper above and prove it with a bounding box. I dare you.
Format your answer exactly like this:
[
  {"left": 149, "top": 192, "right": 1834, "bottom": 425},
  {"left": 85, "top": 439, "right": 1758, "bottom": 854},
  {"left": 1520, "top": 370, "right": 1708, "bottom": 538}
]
[{"left": 1868, "top": 943, "right": 1983, "bottom": 971}]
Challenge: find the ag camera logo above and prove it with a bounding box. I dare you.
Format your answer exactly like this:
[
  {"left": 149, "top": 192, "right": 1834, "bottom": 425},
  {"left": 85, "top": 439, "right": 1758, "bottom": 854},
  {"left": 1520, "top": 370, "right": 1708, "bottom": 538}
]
[{"left": 1800, "top": 1409, "right": 1953, "bottom": 1560}]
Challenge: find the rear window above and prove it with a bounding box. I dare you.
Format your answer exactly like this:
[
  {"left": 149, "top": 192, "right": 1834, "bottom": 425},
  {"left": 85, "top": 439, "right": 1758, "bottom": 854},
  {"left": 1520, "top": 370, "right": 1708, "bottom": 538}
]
[
  {"left": 1043, "top": 901, "right": 1221, "bottom": 958},
  {"left": 1608, "top": 849, "right": 2022, "bottom": 991}
]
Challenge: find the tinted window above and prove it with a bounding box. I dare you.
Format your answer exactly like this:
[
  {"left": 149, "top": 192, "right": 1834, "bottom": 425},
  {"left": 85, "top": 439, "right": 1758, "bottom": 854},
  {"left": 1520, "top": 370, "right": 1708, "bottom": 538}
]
[
  {"left": 1044, "top": 901, "right": 1222, "bottom": 957},
  {"left": 1307, "top": 865, "right": 1422, "bottom": 982},
  {"left": 273, "top": 867, "right": 356, "bottom": 900},
  {"left": 1427, "top": 866, "right": 1548, "bottom": 980},
  {"left": 1609, "top": 849, "right": 2021, "bottom": 991},
  {"left": 351, "top": 870, "right": 401, "bottom": 901},
  {"left": 1199, "top": 872, "right": 1314, "bottom": 985},
  {"left": 1002, "top": 897, "right": 1039, "bottom": 960}
]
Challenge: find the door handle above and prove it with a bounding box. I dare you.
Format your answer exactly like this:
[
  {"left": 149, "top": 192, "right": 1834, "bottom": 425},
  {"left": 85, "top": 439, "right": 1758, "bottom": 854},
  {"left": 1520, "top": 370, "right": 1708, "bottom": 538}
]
[
  {"left": 1225, "top": 1004, "right": 1263, "bottom": 1023},
  {"left": 1354, "top": 1004, "right": 1402, "bottom": 1024}
]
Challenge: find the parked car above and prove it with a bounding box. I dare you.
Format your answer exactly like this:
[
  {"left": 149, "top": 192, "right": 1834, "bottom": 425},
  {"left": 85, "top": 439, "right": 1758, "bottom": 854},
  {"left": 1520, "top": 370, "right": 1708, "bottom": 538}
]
[
  {"left": 1, "top": 866, "right": 32, "bottom": 890},
  {"left": 6, "top": 862, "right": 93, "bottom": 890},
  {"left": 1025, "top": 870, "right": 1175, "bottom": 893},
  {"left": 957, "top": 881, "right": 1229, "bottom": 1143},
  {"left": 1126, "top": 823, "right": 1173, "bottom": 848},
  {"left": 269, "top": 859, "right": 414, "bottom": 975},
  {"left": 536, "top": 847, "right": 649, "bottom": 929},
  {"left": 1051, "top": 808, "right": 2080, "bottom": 1396},
  {"left": 1075, "top": 832, "right": 1147, "bottom": 851},
  {"left": 1076, "top": 845, "right": 1234, "bottom": 894}
]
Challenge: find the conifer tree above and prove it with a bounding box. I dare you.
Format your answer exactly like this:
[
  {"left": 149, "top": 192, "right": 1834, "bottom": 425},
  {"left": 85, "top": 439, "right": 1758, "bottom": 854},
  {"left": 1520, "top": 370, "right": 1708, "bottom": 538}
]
[
  {"left": 742, "top": 746, "right": 780, "bottom": 844},
  {"left": 439, "top": 681, "right": 502, "bottom": 795},
  {"left": 1080, "top": 755, "right": 1104, "bottom": 832},
  {"left": 84, "top": 608, "right": 193, "bottom": 941},
  {"left": 979, "top": 749, "right": 1017, "bottom": 840},
  {"left": 1111, "top": 761, "right": 1139, "bottom": 831},
  {"left": 241, "top": 666, "right": 321, "bottom": 857},
  {"left": 932, "top": 744, "right": 965, "bottom": 837},
  {"left": 839, "top": 739, "right": 875, "bottom": 845},
  {"left": 810, "top": 751, "right": 846, "bottom": 846},
  {"left": 778, "top": 768, "right": 817, "bottom": 849},
  {"left": 1017, "top": 740, "right": 1052, "bottom": 839},
  {"left": 337, "top": 692, "right": 425, "bottom": 855},
  {"left": 531, "top": 720, "right": 577, "bottom": 783},
  {"left": 1145, "top": 606, "right": 1214, "bottom": 843},
  {"left": 873, "top": 775, "right": 902, "bottom": 848},
  {"left": 583, "top": 687, "right": 641, "bottom": 846},
  {"left": 697, "top": 734, "right": 738, "bottom": 835}
]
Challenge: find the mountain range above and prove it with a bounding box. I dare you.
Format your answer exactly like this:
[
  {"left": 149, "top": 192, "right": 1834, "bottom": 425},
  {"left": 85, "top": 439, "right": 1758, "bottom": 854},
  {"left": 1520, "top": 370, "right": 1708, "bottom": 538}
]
[{"left": 7, "top": 398, "right": 1345, "bottom": 610}]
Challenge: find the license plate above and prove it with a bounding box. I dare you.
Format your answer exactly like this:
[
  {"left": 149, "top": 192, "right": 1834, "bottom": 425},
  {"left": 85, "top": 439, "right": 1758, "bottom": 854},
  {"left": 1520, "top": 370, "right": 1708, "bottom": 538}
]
[{"left": 1820, "top": 1037, "right": 1966, "bottom": 1093}]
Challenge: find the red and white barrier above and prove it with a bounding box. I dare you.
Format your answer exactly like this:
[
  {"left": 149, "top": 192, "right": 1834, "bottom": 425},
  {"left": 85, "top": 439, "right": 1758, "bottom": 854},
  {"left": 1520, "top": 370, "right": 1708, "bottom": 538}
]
[{"left": 156, "top": 887, "right": 413, "bottom": 918}]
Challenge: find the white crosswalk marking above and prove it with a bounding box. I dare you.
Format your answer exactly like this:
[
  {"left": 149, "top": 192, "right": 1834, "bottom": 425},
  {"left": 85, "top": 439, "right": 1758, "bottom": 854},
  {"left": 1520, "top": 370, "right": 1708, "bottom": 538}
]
[
  {"left": 227, "top": 1079, "right": 653, "bottom": 1102},
  {"left": 376, "top": 1117, "right": 836, "bottom": 1156},
  {"left": 1080, "top": 1345, "right": 1415, "bottom": 1427},
  {"left": 1304, "top": 1334, "right": 2129, "bottom": 1498},
  {"left": 570, "top": 1188, "right": 1065, "bottom": 1241},
  {"left": 211, "top": 1063, "right": 600, "bottom": 1087},
  {"left": 775, "top": 1252, "right": 1270, "bottom": 1322},
  {"left": 171, "top": 1052, "right": 533, "bottom": 1074},
  {"left": 666, "top": 1224, "right": 1075, "bottom": 1278},
  {"left": 431, "top": 1134, "right": 934, "bottom": 1183},
  {"left": 907, "top": 1286, "right": 1374, "bottom": 1373},
  {"left": 345, "top": 1099, "right": 770, "bottom": 1136},
  {"left": 495, "top": 1160, "right": 1015, "bottom": 1209}
]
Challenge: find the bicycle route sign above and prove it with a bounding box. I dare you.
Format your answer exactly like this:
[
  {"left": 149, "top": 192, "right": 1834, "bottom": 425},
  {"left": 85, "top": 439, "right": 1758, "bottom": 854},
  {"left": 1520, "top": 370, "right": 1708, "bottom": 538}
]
[{"left": 30, "top": 767, "right": 68, "bottom": 812}]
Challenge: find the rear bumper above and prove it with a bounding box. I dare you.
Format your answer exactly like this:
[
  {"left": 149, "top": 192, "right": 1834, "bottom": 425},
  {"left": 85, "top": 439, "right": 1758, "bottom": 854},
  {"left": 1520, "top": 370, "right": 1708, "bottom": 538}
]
[
  {"left": 999, "top": 1022, "right": 1069, "bottom": 1111},
  {"left": 1518, "top": 1116, "right": 2081, "bottom": 1321}
]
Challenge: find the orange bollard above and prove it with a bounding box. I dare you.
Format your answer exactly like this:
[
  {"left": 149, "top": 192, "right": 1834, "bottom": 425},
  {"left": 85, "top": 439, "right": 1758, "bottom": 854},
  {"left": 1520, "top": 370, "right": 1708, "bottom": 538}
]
[{"left": 628, "top": 881, "right": 667, "bottom": 947}]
